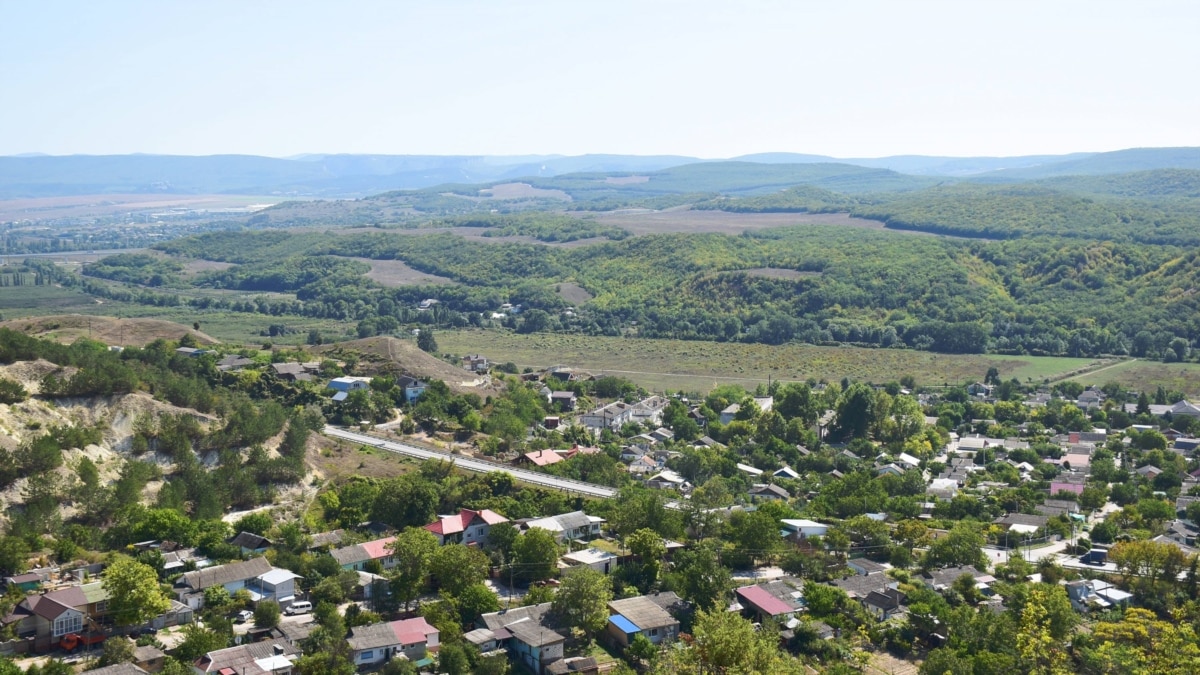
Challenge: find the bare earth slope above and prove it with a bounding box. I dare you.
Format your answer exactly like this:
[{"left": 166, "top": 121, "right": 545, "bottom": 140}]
[
  {"left": 314, "top": 336, "right": 500, "bottom": 394},
  {"left": 0, "top": 314, "right": 220, "bottom": 347}
]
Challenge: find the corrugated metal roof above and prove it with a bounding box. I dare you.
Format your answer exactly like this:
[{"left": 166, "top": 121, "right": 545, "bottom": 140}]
[{"left": 608, "top": 614, "right": 640, "bottom": 634}]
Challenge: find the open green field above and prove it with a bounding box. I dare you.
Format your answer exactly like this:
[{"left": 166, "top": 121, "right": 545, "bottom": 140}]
[
  {"left": 1074, "top": 358, "right": 1200, "bottom": 397},
  {"left": 435, "top": 330, "right": 1101, "bottom": 393}
]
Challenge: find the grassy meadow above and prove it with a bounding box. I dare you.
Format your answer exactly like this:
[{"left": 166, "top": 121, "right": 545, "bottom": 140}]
[
  {"left": 435, "top": 330, "right": 1101, "bottom": 393},
  {"left": 1074, "top": 359, "right": 1200, "bottom": 397}
]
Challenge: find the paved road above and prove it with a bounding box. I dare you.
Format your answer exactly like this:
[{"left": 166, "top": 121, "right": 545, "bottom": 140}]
[{"left": 323, "top": 426, "right": 619, "bottom": 499}]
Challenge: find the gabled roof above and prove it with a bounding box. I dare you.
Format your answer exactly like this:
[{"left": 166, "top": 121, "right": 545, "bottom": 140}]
[
  {"left": 360, "top": 536, "right": 397, "bottom": 560},
  {"left": 195, "top": 639, "right": 300, "bottom": 675},
  {"left": 346, "top": 618, "right": 438, "bottom": 651},
  {"left": 29, "top": 595, "right": 78, "bottom": 621},
  {"left": 525, "top": 511, "right": 596, "bottom": 535},
  {"left": 506, "top": 619, "right": 566, "bottom": 647},
  {"left": 864, "top": 588, "right": 905, "bottom": 612},
  {"left": 773, "top": 466, "right": 801, "bottom": 479},
  {"left": 178, "top": 557, "right": 273, "bottom": 591},
  {"left": 330, "top": 544, "right": 369, "bottom": 567},
  {"left": 229, "top": 532, "right": 271, "bottom": 550},
  {"left": 749, "top": 483, "right": 791, "bottom": 499},
  {"left": 832, "top": 573, "right": 895, "bottom": 600},
  {"left": 523, "top": 450, "right": 563, "bottom": 467},
  {"left": 922, "top": 565, "right": 987, "bottom": 590},
  {"left": 608, "top": 595, "right": 679, "bottom": 630},
  {"left": 425, "top": 509, "right": 508, "bottom": 536},
  {"left": 735, "top": 584, "right": 798, "bottom": 616},
  {"left": 309, "top": 530, "right": 345, "bottom": 549},
  {"left": 87, "top": 665, "right": 150, "bottom": 675},
  {"left": 479, "top": 602, "right": 556, "bottom": 633}
]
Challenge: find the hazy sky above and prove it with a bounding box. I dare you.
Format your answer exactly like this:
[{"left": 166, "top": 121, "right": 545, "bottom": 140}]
[{"left": 2, "top": 0, "right": 1197, "bottom": 158}]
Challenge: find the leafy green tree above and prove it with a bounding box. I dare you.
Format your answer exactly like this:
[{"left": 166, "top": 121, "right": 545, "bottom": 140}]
[
  {"left": 1078, "top": 485, "right": 1108, "bottom": 511},
  {"left": 437, "top": 642, "right": 470, "bottom": 675},
  {"left": 254, "top": 600, "right": 281, "bottom": 628},
  {"left": 667, "top": 543, "right": 730, "bottom": 610},
  {"left": 416, "top": 329, "right": 437, "bottom": 353},
  {"left": 173, "top": 624, "right": 229, "bottom": 662},
  {"left": 1016, "top": 586, "right": 1072, "bottom": 674},
  {"left": 486, "top": 521, "right": 519, "bottom": 558},
  {"left": 97, "top": 637, "right": 136, "bottom": 666},
  {"left": 388, "top": 527, "right": 438, "bottom": 611},
  {"left": 728, "top": 509, "right": 782, "bottom": 567},
  {"left": 430, "top": 544, "right": 489, "bottom": 597},
  {"left": 626, "top": 528, "right": 666, "bottom": 592},
  {"left": 512, "top": 528, "right": 560, "bottom": 582},
  {"left": 0, "top": 378, "right": 27, "bottom": 405},
  {"left": 835, "top": 383, "right": 876, "bottom": 439},
  {"left": 552, "top": 567, "right": 613, "bottom": 639},
  {"left": 370, "top": 475, "right": 438, "bottom": 529},
  {"left": 103, "top": 555, "right": 170, "bottom": 626},
  {"left": 233, "top": 511, "right": 272, "bottom": 536},
  {"left": 455, "top": 582, "right": 500, "bottom": 625},
  {"left": 923, "top": 523, "right": 987, "bottom": 571},
  {"left": 0, "top": 536, "right": 30, "bottom": 575}
]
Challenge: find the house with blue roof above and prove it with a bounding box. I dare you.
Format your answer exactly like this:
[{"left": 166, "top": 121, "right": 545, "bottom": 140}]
[{"left": 605, "top": 593, "right": 684, "bottom": 648}]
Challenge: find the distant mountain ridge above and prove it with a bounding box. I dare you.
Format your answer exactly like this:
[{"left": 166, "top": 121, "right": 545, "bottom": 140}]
[{"left": 1, "top": 147, "right": 1198, "bottom": 199}]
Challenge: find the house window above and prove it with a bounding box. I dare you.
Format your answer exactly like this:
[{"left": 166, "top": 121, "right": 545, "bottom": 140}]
[
  {"left": 95, "top": 601, "right": 107, "bottom": 612},
  {"left": 360, "top": 651, "right": 373, "bottom": 661},
  {"left": 650, "top": 628, "right": 659, "bottom": 637},
  {"left": 53, "top": 615, "right": 82, "bottom": 637}
]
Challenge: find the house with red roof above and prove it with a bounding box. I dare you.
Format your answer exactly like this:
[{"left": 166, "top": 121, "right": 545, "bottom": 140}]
[
  {"left": 519, "top": 450, "right": 564, "bottom": 468},
  {"left": 734, "top": 582, "right": 803, "bottom": 624},
  {"left": 329, "top": 536, "right": 398, "bottom": 571},
  {"left": 1, "top": 581, "right": 109, "bottom": 652},
  {"left": 425, "top": 509, "right": 509, "bottom": 546},
  {"left": 347, "top": 618, "right": 440, "bottom": 666}
]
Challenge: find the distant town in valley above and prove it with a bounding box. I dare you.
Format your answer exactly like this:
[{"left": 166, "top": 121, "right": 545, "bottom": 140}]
[{"left": 1, "top": 146, "right": 1200, "bottom": 674}]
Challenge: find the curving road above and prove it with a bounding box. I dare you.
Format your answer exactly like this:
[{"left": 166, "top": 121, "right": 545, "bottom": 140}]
[{"left": 323, "top": 426, "right": 619, "bottom": 499}]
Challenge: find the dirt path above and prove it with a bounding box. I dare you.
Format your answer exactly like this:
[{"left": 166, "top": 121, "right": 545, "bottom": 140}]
[{"left": 1047, "top": 357, "right": 1133, "bottom": 384}]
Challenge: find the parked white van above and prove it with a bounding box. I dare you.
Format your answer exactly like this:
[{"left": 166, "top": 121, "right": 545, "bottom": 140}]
[{"left": 284, "top": 601, "right": 312, "bottom": 615}]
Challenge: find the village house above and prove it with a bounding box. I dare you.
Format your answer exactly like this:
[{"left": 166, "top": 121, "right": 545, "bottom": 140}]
[
  {"left": 215, "top": 354, "right": 254, "bottom": 372},
  {"left": 734, "top": 582, "right": 803, "bottom": 625},
  {"left": 478, "top": 603, "right": 566, "bottom": 675},
  {"left": 328, "top": 376, "right": 372, "bottom": 393},
  {"left": 269, "top": 362, "right": 313, "bottom": 383},
  {"left": 519, "top": 449, "right": 564, "bottom": 468},
  {"left": 920, "top": 566, "right": 994, "bottom": 596},
  {"left": 560, "top": 548, "right": 620, "bottom": 575},
  {"left": 228, "top": 531, "right": 271, "bottom": 556},
  {"left": 393, "top": 375, "right": 427, "bottom": 404},
  {"left": 832, "top": 573, "right": 898, "bottom": 602},
  {"left": 780, "top": 519, "right": 828, "bottom": 539},
  {"left": 1, "top": 581, "right": 110, "bottom": 652},
  {"left": 747, "top": 483, "right": 791, "bottom": 501},
  {"left": 521, "top": 511, "right": 606, "bottom": 543},
  {"left": 863, "top": 588, "right": 907, "bottom": 620},
  {"left": 645, "top": 470, "right": 688, "bottom": 490},
  {"left": 346, "top": 618, "right": 440, "bottom": 667},
  {"left": 174, "top": 557, "right": 300, "bottom": 610},
  {"left": 606, "top": 593, "right": 684, "bottom": 648},
  {"left": 425, "top": 509, "right": 509, "bottom": 546},
  {"left": 1065, "top": 579, "right": 1133, "bottom": 612},
  {"left": 329, "top": 536, "right": 397, "bottom": 571},
  {"left": 719, "top": 397, "right": 774, "bottom": 425},
  {"left": 89, "top": 665, "right": 149, "bottom": 675},
  {"left": 462, "top": 354, "right": 490, "bottom": 373},
  {"left": 192, "top": 639, "right": 300, "bottom": 675},
  {"left": 548, "top": 390, "right": 578, "bottom": 411}
]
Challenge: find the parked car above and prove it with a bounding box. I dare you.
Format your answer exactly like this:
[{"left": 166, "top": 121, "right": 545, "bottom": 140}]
[
  {"left": 284, "top": 601, "right": 312, "bottom": 616},
  {"left": 235, "top": 610, "right": 254, "bottom": 624}
]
